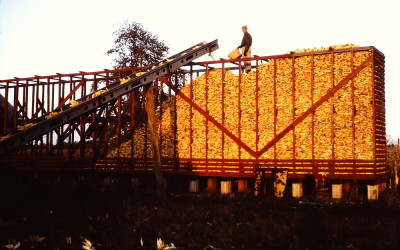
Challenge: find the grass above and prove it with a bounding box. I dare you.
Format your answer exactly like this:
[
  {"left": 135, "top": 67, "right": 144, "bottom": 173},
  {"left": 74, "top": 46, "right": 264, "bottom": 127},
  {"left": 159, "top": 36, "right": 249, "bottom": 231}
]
[{"left": 1, "top": 172, "right": 400, "bottom": 249}]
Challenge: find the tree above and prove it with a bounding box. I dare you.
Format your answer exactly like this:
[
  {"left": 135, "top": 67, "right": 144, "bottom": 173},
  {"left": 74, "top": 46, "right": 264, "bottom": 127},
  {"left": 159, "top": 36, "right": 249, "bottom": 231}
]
[
  {"left": 106, "top": 21, "right": 170, "bottom": 131},
  {"left": 106, "top": 21, "right": 169, "bottom": 68},
  {"left": 107, "top": 21, "right": 169, "bottom": 200},
  {"left": 387, "top": 135, "right": 400, "bottom": 188}
]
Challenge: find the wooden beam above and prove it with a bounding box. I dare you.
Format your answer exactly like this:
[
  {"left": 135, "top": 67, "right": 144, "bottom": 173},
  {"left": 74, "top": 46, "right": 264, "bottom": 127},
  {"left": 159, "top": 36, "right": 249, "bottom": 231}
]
[{"left": 145, "top": 83, "right": 166, "bottom": 200}]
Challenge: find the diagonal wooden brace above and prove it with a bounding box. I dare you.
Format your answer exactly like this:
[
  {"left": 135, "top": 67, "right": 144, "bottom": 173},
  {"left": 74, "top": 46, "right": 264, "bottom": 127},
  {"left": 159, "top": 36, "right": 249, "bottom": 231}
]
[{"left": 56, "top": 79, "right": 86, "bottom": 110}]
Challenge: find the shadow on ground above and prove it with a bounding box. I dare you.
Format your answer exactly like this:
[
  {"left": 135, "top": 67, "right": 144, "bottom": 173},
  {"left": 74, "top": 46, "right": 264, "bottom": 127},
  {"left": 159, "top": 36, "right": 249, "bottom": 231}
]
[{"left": 1, "top": 170, "right": 400, "bottom": 249}]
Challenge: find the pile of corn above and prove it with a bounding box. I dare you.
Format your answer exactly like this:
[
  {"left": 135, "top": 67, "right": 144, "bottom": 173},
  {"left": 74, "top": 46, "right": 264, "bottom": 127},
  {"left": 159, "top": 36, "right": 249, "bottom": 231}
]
[
  {"left": 289, "top": 43, "right": 359, "bottom": 54},
  {"left": 107, "top": 97, "right": 177, "bottom": 158},
  {"left": 108, "top": 44, "right": 376, "bottom": 161}
]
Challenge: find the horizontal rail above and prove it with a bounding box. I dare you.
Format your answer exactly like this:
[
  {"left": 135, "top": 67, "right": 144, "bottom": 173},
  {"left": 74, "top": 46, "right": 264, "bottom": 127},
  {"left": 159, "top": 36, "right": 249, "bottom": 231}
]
[
  {"left": 0, "top": 155, "right": 386, "bottom": 179},
  {"left": 0, "top": 68, "right": 139, "bottom": 85}
]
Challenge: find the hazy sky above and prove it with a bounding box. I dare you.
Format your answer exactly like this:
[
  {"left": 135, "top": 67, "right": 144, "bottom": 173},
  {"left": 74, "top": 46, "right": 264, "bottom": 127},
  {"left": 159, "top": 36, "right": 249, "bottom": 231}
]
[{"left": 1, "top": 0, "right": 399, "bottom": 139}]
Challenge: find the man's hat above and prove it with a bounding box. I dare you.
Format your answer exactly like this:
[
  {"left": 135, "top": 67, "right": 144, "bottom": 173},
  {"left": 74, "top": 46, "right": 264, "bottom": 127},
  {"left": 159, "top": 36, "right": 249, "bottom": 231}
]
[{"left": 242, "top": 25, "right": 247, "bottom": 29}]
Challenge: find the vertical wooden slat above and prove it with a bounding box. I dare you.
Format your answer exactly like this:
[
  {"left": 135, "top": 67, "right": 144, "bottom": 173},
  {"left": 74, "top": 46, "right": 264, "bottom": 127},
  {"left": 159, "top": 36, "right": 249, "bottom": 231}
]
[
  {"left": 173, "top": 73, "right": 178, "bottom": 160},
  {"left": 38, "top": 79, "right": 43, "bottom": 155},
  {"left": 40, "top": 79, "right": 45, "bottom": 116},
  {"left": 31, "top": 78, "right": 36, "bottom": 119},
  {"left": 105, "top": 72, "right": 110, "bottom": 156},
  {"left": 205, "top": 65, "right": 209, "bottom": 165},
  {"left": 238, "top": 62, "right": 242, "bottom": 160},
  {"left": 351, "top": 50, "right": 356, "bottom": 160},
  {"left": 292, "top": 55, "right": 296, "bottom": 168},
  {"left": 222, "top": 62, "right": 226, "bottom": 161},
  {"left": 273, "top": 58, "right": 277, "bottom": 165},
  {"left": 117, "top": 96, "right": 122, "bottom": 158},
  {"left": 189, "top": 65, "right": 193, "bottom": 159},
  {"left": 49, "top": 79, "right": 56, "bottom": 154},
  {"left": 46, "top": 78, "right": 50, "bottom": 154},
  {"left": 80, "top": 76, "right": 85, "bottom": 157},
  {"left": 61, "top": 78, "right": 65, "bottom": 108},
  {"left": 56, "top": 76, "right": 61, "bottom": 156},
  {"left": 143, "top": 86, "right": 148, "bottom": 166},
  {"left": 157, "top": 79, "right": 163, "bottom": 157},
  {"left": 69, "top": 76, "right": 74, "bottom": 157},
  {"left": 371, "top": 50, "right": 377, "bottom": 176},
  {"left": 24, "top": 80, "right": 28, "bottom": 123},
  {"left": 255, "top": 59, "right": 259, "bottom": 153},
  {"left": 3, "top": 82, "right": 8, "bottom": 133},
  {"left": 130, "top": 91, "right": 135, "bottom": 158},
  {"left": 330, "top": 51, "right": 335, "bottom": 161},
  {"left": 14, "top": 81, "right": 19, "bottom": 129},
  {"left": 92, "top": 74, "right": 97, "bottom": 158},
  {"left": 311, "top": 54, "right": 315, "bottom": 162}
]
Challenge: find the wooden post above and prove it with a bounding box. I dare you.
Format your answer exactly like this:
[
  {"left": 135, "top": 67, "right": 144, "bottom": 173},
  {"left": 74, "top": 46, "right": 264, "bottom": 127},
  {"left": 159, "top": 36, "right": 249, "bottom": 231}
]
[
  {"left": 189, "top": 179, "right": 199, "bottom": 193},
  {"left": 367, "top": 185, "right": 379, "bottom": 201},
  {"left": 206, "top": 178, "right": 217, "bottom": 191},
  {"left": 145, "top": 83, "right": 166, "bottom": 200},
  {"left": 292, "top": 183, "right": 303, "bottom": 198},
  {"left": 332, "top": 184, "right": 343, "bottom": 199},
  {"left": 221, "top": 181, "right": 232, "bottom": 194},
  {"left": 237, "top": 179, "right": 249, "bottom": 193}
]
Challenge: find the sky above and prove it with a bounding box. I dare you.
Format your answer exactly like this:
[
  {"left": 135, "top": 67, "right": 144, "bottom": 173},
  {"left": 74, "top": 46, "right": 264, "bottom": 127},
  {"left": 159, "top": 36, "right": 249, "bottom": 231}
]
[{"left": 1, "top": 0, "right": 399, "bottom": 140}]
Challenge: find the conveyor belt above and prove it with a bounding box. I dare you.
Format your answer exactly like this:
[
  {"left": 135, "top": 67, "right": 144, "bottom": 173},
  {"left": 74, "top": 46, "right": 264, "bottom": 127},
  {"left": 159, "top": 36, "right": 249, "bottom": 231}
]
[{"left": 0, "top": 40, "right": 219, "bottom": 155}]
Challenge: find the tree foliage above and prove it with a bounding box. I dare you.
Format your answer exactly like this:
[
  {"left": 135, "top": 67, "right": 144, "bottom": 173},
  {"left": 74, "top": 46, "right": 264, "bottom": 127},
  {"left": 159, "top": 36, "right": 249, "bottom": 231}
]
[
  {"left": 104, "top": 20, "right": 170, "bottom": 140},
  {"left": 106, "top": 21, "right": 169, "bottom": 69},
  {"left": 387, "top": 135, "right": 400, "bottom": 180}
]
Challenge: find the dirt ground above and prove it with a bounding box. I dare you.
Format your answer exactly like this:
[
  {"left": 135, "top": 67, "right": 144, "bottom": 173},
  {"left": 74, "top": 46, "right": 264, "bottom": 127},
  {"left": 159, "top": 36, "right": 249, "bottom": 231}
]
[{"left": 1, "top": 170, "right": 400, "bottom": 249}]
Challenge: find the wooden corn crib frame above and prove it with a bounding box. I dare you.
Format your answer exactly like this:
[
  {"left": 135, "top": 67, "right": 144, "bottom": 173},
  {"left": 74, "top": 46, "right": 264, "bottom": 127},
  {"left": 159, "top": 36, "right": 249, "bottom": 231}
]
[{"left": 0, "top": 44, "right": 386, "bottom": 181}]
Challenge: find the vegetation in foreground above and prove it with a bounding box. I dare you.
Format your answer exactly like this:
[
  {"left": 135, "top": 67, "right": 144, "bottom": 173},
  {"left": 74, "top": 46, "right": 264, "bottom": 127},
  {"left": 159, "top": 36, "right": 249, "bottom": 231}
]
[{"left": 1, "top": 172, "right": 400, "bottom": 249}]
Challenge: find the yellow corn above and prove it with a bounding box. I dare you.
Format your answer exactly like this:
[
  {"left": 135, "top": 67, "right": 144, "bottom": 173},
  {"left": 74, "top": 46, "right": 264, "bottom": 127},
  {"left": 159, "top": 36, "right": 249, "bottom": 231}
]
[
  {"left": 0, "top": 133, "right": 11, "bottom": 141},
  {"left": 17, "top": 123, "right": 35, "bottom": 131},
  {"left": 45, "top": 109, "right": 62, "bottom": 119},
  {"left": 70, "top": 99, "right": 80, "bottom": 107},
  {"left": 120, "top": 77, "right": 130, "bottom": 84},
  {"left": 91, "top": 89, "right": 106, "bottom": 98}
]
